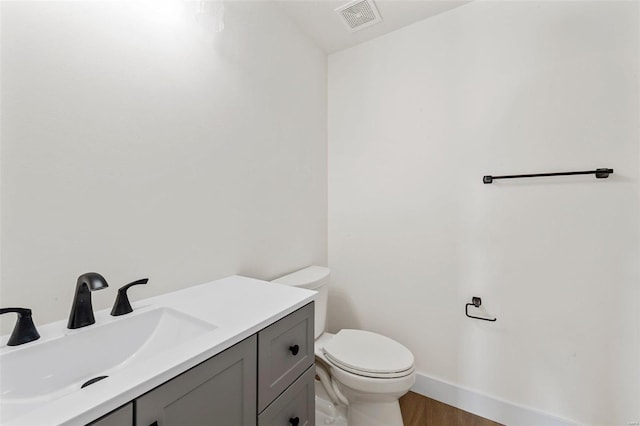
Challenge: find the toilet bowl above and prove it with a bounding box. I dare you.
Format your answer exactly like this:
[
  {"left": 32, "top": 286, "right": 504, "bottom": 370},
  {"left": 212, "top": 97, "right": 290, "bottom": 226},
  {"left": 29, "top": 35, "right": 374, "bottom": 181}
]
[{"left": 272, "top": 266, "right": 415, "bottom": 426}]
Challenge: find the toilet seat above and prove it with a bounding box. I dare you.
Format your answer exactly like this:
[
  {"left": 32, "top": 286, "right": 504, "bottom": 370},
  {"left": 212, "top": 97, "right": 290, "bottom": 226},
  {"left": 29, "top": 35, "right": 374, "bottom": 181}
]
[{"left": 322, "top": 329, "right": 414, "bottom": 379}]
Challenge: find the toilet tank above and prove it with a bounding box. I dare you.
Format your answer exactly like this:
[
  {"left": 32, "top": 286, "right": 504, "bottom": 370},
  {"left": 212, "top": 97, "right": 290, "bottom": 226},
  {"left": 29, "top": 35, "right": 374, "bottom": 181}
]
[{"left": 271, "top": 266, "right": 329, "bottom": 339}]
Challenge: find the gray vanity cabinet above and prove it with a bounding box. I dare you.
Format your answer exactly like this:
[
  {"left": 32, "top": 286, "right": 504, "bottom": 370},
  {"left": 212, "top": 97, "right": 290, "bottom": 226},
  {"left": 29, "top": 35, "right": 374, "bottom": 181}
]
[
  {"left": 86, "top": 302, "right": 314, "bottom": 426},
  {"left": 136, "top": 335, "right": 257, "bottom": 426}
]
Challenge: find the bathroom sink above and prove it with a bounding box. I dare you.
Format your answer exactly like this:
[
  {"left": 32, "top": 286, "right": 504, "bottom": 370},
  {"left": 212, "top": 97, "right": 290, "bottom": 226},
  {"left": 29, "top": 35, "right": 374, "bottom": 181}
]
[{"left": 0, "top": 307, "right": 216, "bottom": 422}]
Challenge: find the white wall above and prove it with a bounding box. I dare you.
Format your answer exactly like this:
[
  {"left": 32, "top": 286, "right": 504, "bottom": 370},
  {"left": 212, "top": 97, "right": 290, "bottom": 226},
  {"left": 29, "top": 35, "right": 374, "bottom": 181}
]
[
  {"left": 0, "top": 0, "right": 327, "bottom": 332},
  {"left": 328, "top": 1, "right": 639, "bottom": 425}
]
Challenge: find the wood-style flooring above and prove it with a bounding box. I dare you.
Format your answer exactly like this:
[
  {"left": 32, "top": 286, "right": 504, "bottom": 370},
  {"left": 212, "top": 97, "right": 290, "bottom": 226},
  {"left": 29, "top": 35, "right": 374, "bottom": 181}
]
[{"left": 399, "top": 391, "right": 504, "bottom": 426}]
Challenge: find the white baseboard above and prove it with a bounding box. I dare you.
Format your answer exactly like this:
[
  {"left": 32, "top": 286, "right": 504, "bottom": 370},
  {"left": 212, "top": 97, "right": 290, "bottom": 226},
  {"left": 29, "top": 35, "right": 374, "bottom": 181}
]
[{"left": 411, "top": 373, "right": 579, "bottom": 426}]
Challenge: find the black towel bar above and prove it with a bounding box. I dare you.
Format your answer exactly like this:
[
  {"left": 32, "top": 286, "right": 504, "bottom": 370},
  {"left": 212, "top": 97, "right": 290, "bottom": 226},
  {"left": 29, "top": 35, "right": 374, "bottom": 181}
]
[{"left": 483, "top": 168, "right": 613, "bottom": 184}]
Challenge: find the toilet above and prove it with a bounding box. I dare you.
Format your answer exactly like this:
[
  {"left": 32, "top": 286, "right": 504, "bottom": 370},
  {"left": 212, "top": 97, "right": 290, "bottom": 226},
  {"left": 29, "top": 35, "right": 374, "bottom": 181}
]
[{"left": 272, "top": 266, "right": 415, "bottom": 426}]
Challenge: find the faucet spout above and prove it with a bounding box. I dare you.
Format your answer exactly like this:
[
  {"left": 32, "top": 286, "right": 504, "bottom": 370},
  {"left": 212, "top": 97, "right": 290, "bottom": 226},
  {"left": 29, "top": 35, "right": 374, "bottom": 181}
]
[{"left": 67, "top": 272, "right": 109, "bottom": 329}]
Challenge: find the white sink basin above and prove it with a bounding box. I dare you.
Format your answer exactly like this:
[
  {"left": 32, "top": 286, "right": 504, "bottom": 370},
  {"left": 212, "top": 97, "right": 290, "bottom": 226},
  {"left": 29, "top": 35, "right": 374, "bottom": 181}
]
[{"left": 0, "top": 307, "right": 216, "bottom": 422}]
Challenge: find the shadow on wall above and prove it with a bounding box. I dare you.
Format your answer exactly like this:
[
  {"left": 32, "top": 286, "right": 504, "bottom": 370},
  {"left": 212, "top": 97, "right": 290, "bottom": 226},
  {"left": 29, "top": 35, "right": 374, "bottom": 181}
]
[{"left": 327, "top": 288, "right": 360, "bottom": 333}]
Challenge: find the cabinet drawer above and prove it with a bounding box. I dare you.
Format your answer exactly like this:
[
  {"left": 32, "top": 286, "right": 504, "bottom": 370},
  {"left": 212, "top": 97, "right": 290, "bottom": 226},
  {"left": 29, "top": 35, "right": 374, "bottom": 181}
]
[
  {"left": 258, "top": 302, "right": 314, "bottom": 412},
  {"left": 258, "top": 366, "right": 315, "bottom": 426}
]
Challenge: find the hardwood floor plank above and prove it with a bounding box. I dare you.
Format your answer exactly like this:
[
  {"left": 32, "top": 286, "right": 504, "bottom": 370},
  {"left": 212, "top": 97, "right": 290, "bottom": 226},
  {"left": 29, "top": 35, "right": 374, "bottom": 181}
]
[{"left": 399, "top": 391, "right": 504, "bottom": 426}]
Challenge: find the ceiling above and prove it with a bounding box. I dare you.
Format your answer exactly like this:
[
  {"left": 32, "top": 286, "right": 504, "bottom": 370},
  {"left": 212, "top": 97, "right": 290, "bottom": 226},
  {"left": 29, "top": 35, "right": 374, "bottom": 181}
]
[{"left": 276, "top": 0, "right": 471, "bottom": 53}]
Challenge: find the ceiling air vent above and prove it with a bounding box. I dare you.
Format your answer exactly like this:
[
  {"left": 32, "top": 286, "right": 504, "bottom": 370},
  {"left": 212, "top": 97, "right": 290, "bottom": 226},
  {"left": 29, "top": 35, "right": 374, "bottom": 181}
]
[{"left": 335, "top": 0, "right": 382, "bottom": 33}]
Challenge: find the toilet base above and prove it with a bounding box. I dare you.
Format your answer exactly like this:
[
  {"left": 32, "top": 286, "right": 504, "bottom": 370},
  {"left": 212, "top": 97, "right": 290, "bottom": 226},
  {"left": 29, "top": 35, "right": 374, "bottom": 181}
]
[
  {"left": 347, "top": 399, "right": 404, "bottom": 426},
  {"left": 315, "top": 381, "right": 348, "bottom": 425},
  {"left": 315, "top": 378, "right": 404, "bottom": 426}
]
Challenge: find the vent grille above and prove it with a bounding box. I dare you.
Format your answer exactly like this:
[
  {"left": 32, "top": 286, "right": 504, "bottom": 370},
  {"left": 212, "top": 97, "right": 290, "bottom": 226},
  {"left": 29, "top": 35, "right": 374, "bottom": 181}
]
[{"left": 336, "top": 0, "right": 382, "bottom": 32}]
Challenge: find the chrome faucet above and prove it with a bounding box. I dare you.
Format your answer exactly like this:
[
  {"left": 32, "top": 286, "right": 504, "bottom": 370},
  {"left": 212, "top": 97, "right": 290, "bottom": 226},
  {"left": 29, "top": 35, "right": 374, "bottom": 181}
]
[{"left": 67, "top": 272, "right": 109, "bottom": 329}]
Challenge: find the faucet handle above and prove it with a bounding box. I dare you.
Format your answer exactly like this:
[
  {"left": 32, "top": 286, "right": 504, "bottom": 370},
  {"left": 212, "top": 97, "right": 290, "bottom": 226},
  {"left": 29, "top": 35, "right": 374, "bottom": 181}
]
[
  {"left": 110, "top": 279, "right": 149, "bottom": 316},
  {"left": 0, "top": 307, "right": 41, "bottom": 346}
]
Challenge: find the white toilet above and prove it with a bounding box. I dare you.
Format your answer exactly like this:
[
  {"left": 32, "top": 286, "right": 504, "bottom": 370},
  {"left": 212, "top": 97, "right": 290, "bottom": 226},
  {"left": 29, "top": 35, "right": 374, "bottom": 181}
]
[{"left": 272, "top": 266, "right": 415, "bottom": 426}]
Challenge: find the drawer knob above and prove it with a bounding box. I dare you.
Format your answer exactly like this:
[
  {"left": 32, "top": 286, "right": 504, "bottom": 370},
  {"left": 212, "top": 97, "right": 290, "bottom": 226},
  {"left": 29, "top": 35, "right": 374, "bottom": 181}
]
[
  {"left": 289, "top": 344, "right": 300, "bottom": 356},
  {"left": 289, "top": 417, "right": 300, "bottom": 426}
]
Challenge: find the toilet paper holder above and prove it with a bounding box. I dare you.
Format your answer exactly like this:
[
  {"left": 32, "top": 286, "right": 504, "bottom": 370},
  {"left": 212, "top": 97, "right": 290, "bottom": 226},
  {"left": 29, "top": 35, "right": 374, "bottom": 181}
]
[{"left": 465, "top": 297, "right": 497, "bottom": 322}]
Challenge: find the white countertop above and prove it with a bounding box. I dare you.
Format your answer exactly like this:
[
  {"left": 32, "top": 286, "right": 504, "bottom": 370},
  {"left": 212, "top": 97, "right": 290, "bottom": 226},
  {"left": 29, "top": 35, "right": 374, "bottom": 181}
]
[{"left": 0, "top": 275, "right": 315, "bottom": 426}]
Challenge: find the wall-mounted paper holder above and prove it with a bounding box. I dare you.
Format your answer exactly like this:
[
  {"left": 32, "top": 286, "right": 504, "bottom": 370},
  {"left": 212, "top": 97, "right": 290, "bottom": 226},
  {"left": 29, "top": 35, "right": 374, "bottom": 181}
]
[{"left": 465, "top": 297, "right": 497, "bottom": 322}]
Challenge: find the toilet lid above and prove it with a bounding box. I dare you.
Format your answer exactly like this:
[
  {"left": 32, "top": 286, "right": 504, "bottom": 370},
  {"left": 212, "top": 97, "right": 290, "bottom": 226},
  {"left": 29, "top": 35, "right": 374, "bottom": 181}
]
[{"left": 322, "top": 329, "right": 414, "bottom": 377}]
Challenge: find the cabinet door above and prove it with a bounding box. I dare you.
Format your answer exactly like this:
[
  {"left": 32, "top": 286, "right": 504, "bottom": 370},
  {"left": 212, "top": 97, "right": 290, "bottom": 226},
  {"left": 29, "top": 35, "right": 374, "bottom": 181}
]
[
  {"left": 258, "top": 366, "right": 315, "bottom": 426},
  {"left": 136, "top": 335, "right": 257, "bottom": 426},
  {"left": 88, "top": 403, "right": 133, "bottom": 426}
]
